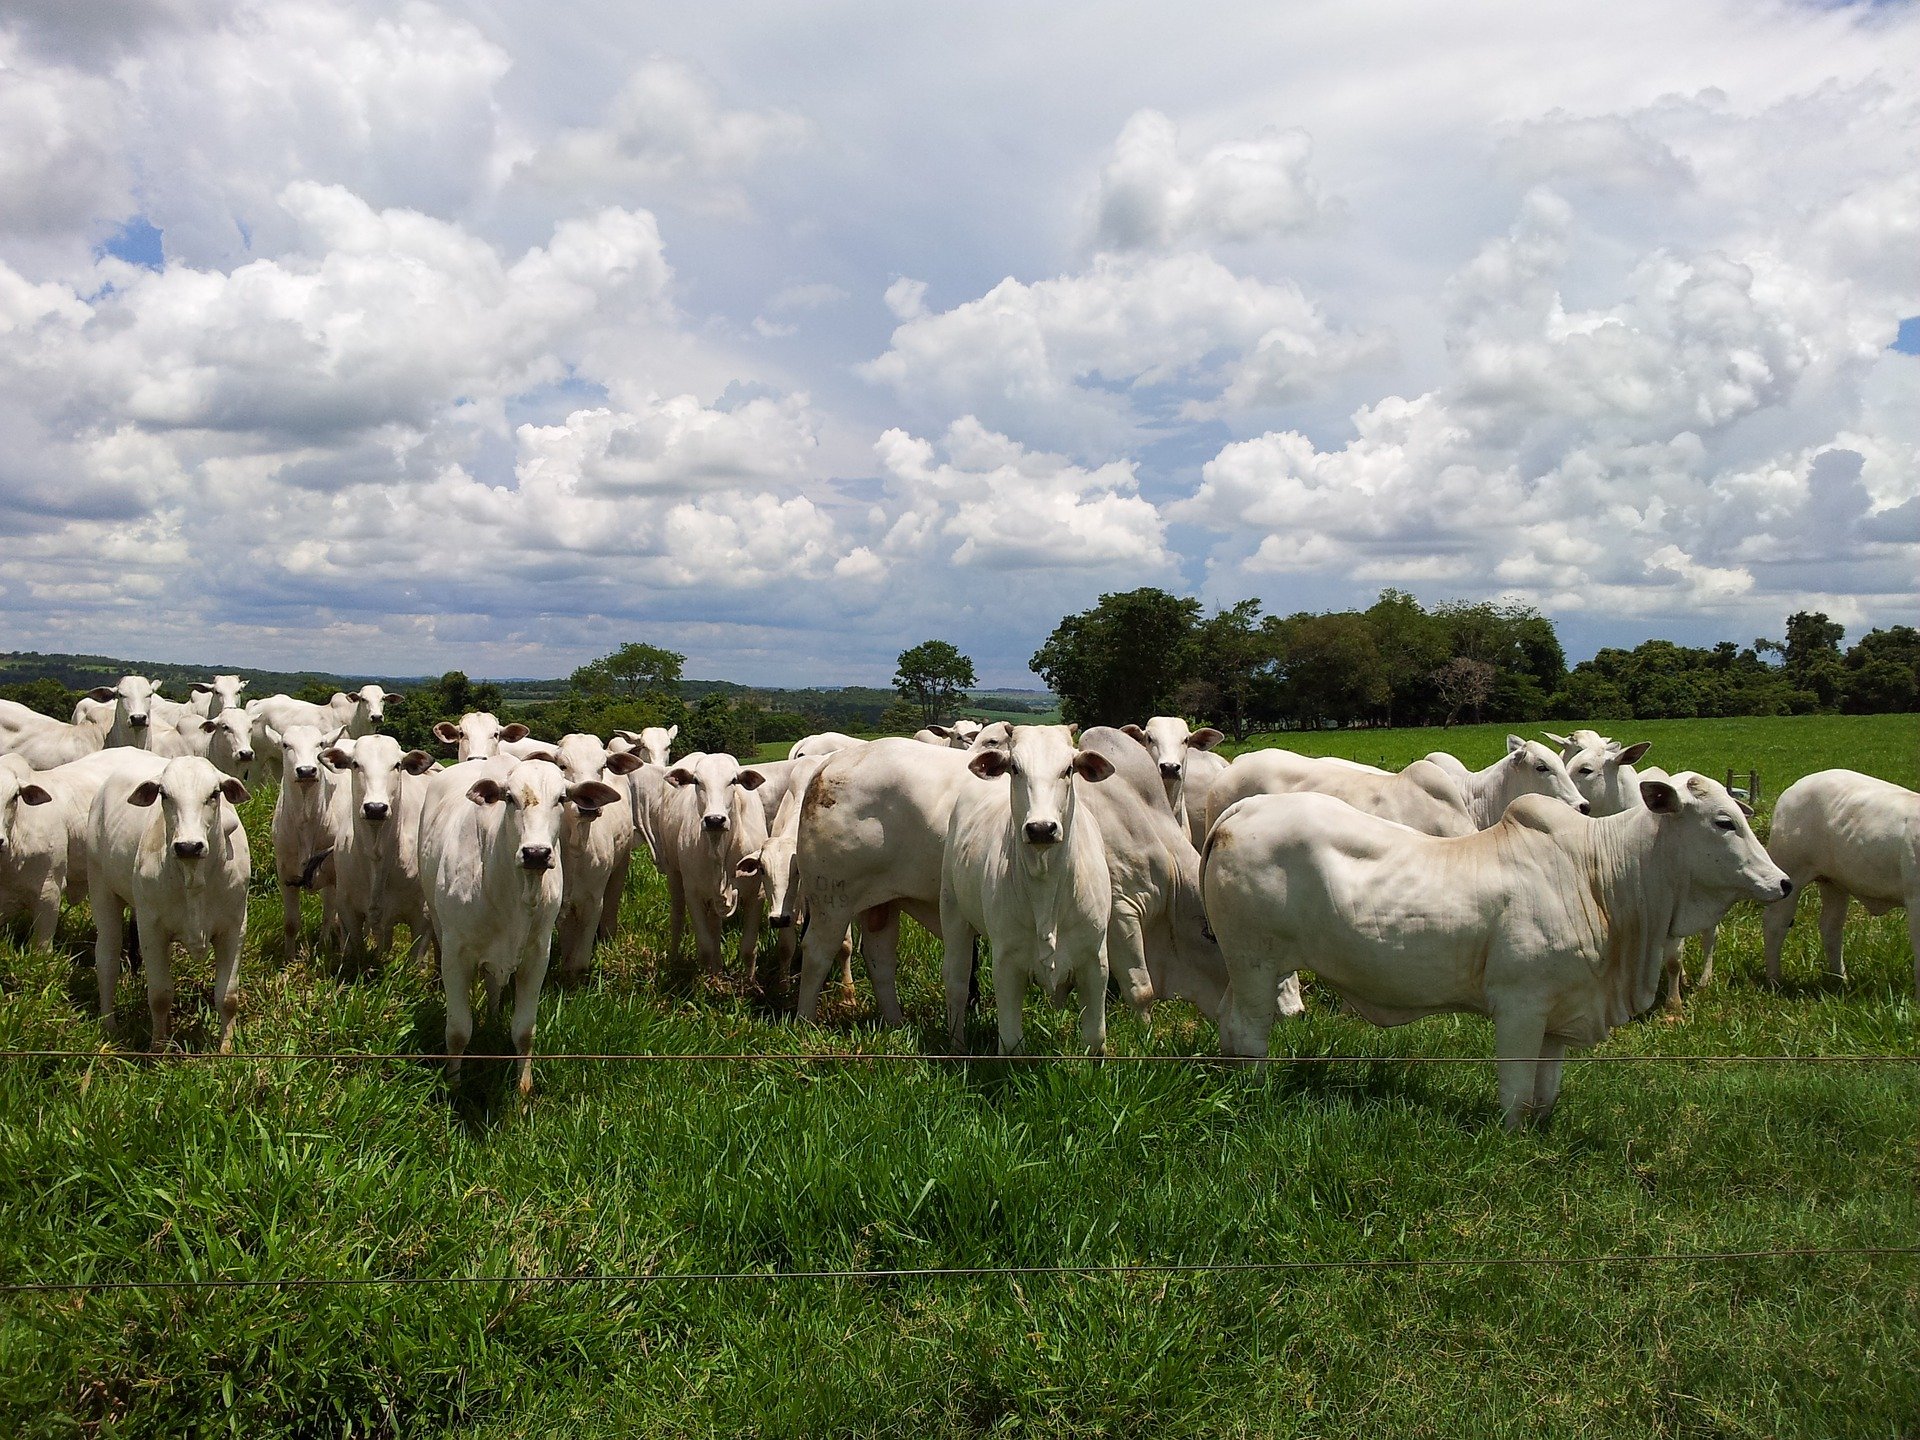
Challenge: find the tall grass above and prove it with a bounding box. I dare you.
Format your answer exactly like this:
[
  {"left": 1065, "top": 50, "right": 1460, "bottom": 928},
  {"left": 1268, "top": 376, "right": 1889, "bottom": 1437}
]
[{"left": 0, "top": 714, "right": 1914, "bottom": 1436}]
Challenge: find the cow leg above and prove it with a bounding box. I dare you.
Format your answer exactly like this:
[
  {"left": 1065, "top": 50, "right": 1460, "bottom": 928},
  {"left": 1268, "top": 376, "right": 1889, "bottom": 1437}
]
[
  {"left": 598, "top": 854, "right": 629, "bottom": 943},
  {"left": 1695, "top": 925, "right": 1718, "bottom": 987},
  {"left": 1816, "top": 882, "right": 1849, "bottom": 981},
  {"left": 93, "top": 893, "right": 124, "bottom": 1036},
  {"left": 665, "top": 869, "right": 688, "bottom": 967},
  {"left": 558, "top": 905, "right": 594, "bottom": 982},
  {"left": 29, "top": 878, "right": 60, "bottom": 950},
  {"left": 138, "top": 919, "right": 175, "bottom": 1054},
  {"left": 941, "top": 908, "right": 980, "bottom": 1051},
  {"left": 864, "top": 909, "right": 908, "bottom": 1028},
  {"left": 509, "top": 952, "right": 549, "bottom": 1098},
  {"left": 1492, "top": 1007, "right": 1548, "bottom": 1132},
  {"left": 1906, "top": 904, "right": 1920, "bottom": 1001},
  {"left": 440, "top": 948, "right": 474, "bottom": 1084},
  {"left": 1761, "top": 888, "right": 1798, "bottom": 984},
  {"left": 989, "top": 945, "right": 1029, "bottom": 1056},
  {"left": 733, "top": 871, "right": 764, "bottom": 985},
  {"left": 211, "top": 927, "right": 243, "bottom": 1054},
  {"left": 794, "top": 905, "right": 855, "bottom": 1021},
  {"left": 1105, "top": 908, "right": 1154, "bottom": 1015},
  {"left": 1661, "top": 938, "right": 1687, "bottom": 1010},
  {"left": 1530, "top": 1039, "right": 1567, "bottom": 1125},
  {"left": 280, "top": 881, "right": 303, "bottom": 960},
  {"left": 1216, "top": 962, "right": 1280, "bottom": 1059},
  {"left": 1076, "top": 942, "right": 1109, "bottom": 1058}
]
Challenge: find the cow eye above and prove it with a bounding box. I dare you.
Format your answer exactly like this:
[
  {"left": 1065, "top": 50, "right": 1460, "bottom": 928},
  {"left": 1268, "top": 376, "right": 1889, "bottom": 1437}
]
[
  {"left": 1713, "top": 817, "right": 1736, "bottom": 831},
  {"left": 1578, "top": 767, "right": 1593, "bottom": 776},
  {"left": 1535, "top": 764, "right": 1549, "bottom": 772}
]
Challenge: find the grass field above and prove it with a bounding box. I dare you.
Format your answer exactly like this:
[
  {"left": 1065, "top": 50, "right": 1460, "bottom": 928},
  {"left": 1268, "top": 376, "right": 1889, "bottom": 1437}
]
[{"left": 1, "top": 714, "right": 1915, "bottom": 1436}]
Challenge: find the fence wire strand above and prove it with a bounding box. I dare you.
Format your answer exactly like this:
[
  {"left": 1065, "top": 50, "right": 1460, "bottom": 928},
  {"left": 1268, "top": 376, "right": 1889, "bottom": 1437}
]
[{"left": 5, "top": 1244, "right": 1916, "bottom": 1298}]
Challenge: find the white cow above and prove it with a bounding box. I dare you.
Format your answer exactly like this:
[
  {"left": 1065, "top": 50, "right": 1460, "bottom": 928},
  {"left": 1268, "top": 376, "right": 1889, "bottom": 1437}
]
[
  {"left": 248, "top": 684, "right": 399, "bottom": 744},
  {"left": 915, "top": 720, "right": 985, "bottom": 749},
  {"left": 322, "top": 735, "right": 438, "bottom": 963},
  {"left": 0, "top": 698, "right": 78, "bottom": 752},
  {"left": 270, "top": 724, "right": 342, "bottom": 958},
  {"left": 11, "top": 678, "right": 159, "bottom": 768},
  {"left": 1120, "top": 717, "right": 1226, "bottom": 847},
  {"left": 548, "top": 733, "right": 645, "bottom": 980},
  {"left": 1420, "top": 737, "right": 1589, "bottom": 826},
  {"left": 188, "top": 674, "right": 249, "bottom": 718},
  {"left": 0, "top": 755, "right": 64, "bottom": 947},
  {"left": 433, "top": 712, "right": 530, "bottom": 762},
  {"left": 788, "top": 731, "right": 866, "bottom": 761},
  {"left": 419, "top": 756, "right": 622, "bottom": 1094},
  {"left": 660, "top": 752, "right": 770, "bottom": 981},
  {"left": 88, "top": 756, "right": 253, "bottom": 1052},
  {"left": 1203, "top": 774, "right": 1790, "bottom": 1128},
  {"left": 1548, "top": 730, "right": 1653, "bottom": 817},
  {"left": 1206, "top": 750, "right": 1479, "bottom": 839},
  {"left": 740, "top": 754, "right": 844, "bottom": 991},
  {"left": 940, "top": 725, "right": 1116, "bottom": 1054},
  {"left": 1761, "top": 769, "right": 1920, "bottom": 997},
  {"left": 151, "top": 709, "right": 261, "bottom": 785},
  {"left": 610, "top": 726, "right": 678, "bottom": 766}
]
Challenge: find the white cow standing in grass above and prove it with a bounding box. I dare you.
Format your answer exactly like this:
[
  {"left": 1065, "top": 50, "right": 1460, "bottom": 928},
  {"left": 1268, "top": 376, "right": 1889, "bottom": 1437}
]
[
  {"left": 940, "top": 725, "right": 1116, "bottom": 1055},
  {"left": 271, "top": 724, "right": 342, "bottom": 958},
  {"left": 548, "top": 733, "right": 646, "bottom": 980},
  {"left": 419, "top": 756, "right": 622, "bottom": 1094},
  {"left": 1121, "top": 717, "right": 1226, "bottom": 848},
  {"left": 1207, "top": 751, "right": 1480, "bottom": 838},
  {"left": 322, "top": 735, "right": 438, "bottom": 964},
  {"left": 433, "top": 712, "right": 530, "bottom": 762},
  {"left": 1202, "top": 774, "right": 1790, "bottom": 1129},
  {"left": 88, "top": 755, "right": 253, "bottom": 1053},
  {"left": 1761, "top": 769, "right": 1920, "bottom": 998},
  {"left": 7, "top": 677, "right": 160, "bottom": 769},
  {"left": 188, "top": 674, "right": 248, "bottom": 718},
  {"left": 1421, "top": 737, "right": 1589, "bottom": 826},
  {"left": 660, "top": 753, "right": 770, "bottom": 981},
  {"left": 0, "top": 755, "right": 64, "bottom": 948}
]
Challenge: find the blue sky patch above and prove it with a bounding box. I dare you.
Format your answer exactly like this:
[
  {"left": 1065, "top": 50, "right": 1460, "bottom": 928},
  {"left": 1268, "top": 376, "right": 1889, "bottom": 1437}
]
[
  {"left": 99, "top": 217, "right": 164, "bottom": 271},
  {"left": 1893, "top": 316, "right": 1920, "bottom": 354}
]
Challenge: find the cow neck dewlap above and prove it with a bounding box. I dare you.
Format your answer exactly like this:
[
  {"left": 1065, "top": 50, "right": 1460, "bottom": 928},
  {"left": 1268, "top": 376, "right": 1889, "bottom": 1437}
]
[{"left": 1583, "top": 807, "right": 1678, "bottom": 1026}]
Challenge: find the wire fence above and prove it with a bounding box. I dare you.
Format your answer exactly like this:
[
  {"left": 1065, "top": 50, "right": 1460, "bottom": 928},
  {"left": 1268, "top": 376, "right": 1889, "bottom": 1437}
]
[{"left": 5, "top": 1245, "right": 1916, "bottom": 1298}]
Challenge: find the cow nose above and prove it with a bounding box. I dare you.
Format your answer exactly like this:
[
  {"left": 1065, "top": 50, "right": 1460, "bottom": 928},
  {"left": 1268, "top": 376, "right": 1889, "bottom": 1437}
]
[
  {"left": 1779, "top": 878, "right": 1793, "bottom": 897},
  {"left": 131, "top": 715, "right": 150, "bottom": 728},
  {"left": 1159, "top": 762, "right": 1181, "bottom": 778},
  {"left": 520, "top": 845, "right": 553, "bottom": 870},
  {"left": 294, "top": 766, "right": 318, "bottom": 782},
  {"left": 173, "top": 839, "right": 207, "bottom": 859},
  {"left": 236, "top": 749, "right": 254, "bottom": 763},
  {"left": 1578, "top": 802, "right": 1591, "bottom": 815},
  {"left": 702, "top": 814, "right": 728, "bottom": 832},
  {"left": 362, "top": 801, "right": 389, "bottom": 821},
  {"left": 1023, "top": 820, "right": 1061, "bottom": 844},
  {"left": 768, "top": 913, "right": 793, "bottom": 928}
]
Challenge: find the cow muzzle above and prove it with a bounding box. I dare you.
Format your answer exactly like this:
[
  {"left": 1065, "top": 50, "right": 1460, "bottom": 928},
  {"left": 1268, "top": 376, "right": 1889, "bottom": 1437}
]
[
  {"left": 519, "top": 845, "right": 554, "bottom": 871},
  {"left": 702, "top": 814, "right": 729, "bottom": 832},
  {"left": 235, "top": 749, "right": 255, "bottom": 763},
  {"left": 173, "top": 839, "right": 207, "bottom": 859},
  {"left": 1023, "top": 820, "right": 1062, "bottom": 845},
  {"left": 294, "top": 766, "right": 319, "bottom": 783},
  {"left": 767, "top": 913, "right": 793, "bottom": 929},
  {"left": 130, "top": 715, "right": 150, "bottom": 729},
  {"left": 1778, "top": 878, "right": 1793, "bottom": 897},
  {"left": 1159, "top": 762, "right": 1181, "bottom": 778},
  {"left": 362, "top": 802, "right": 389, "bottom": 822},
  {"left": 1577, "top": 802, "right": 1591, "bottom": 815}
]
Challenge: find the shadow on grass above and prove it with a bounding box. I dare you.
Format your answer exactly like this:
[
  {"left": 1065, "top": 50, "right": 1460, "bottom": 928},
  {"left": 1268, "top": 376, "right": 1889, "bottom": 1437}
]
[{"left": 405, "top": 992, "right": 539, "bottom": 1135}]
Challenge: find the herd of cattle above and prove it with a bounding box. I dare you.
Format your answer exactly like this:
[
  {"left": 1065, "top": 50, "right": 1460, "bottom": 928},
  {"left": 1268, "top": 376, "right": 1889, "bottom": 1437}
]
[{"left": 0, "top": 674, "right": 1915, "bottom": 1127}]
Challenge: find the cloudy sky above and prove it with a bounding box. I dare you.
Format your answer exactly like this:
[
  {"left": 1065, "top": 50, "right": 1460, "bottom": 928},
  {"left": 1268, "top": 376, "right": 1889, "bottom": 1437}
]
[{"left": 2, "top": 1, "right": 1916, "bottom": 685}]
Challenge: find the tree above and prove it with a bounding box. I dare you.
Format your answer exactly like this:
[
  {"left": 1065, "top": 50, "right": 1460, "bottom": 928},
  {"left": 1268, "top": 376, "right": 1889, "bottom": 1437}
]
[
  {"left": 1190, "top": 600, "right": 1278, "bottom": 739},
  {"left": 1841, "top": 625, "right": 1920, "bottom": 714},
  {"left": 877, "top": 701, "right": 922, "bottom": 734},
  {"left": 0, "top": 676, "right": 75, "bottom": 720},
  {"left": 1363, "top": 589, "right": 1449, "bottom": 726},
  {"left": 570, "top": 642, "right": 684, "bottom": 702},
  {"left": 893, "top": 640, "right": 976, "bottom": 725},
  {"left": 1269, "top": 611, "right": 1390, "bottom": 729},
  {"left": 1430, "top": 657, "right": 1496, "bottom": 727},
  {"left": 1030, "top": 588, "right": 1202, "bottom": 728},
  {"left": 1762, "top": 611, "right": 1845, "bottom": 708}
]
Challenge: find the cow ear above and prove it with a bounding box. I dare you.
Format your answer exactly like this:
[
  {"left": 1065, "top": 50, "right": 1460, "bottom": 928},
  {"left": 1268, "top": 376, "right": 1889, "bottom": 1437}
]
[
  {"left": 1190, "top": 727, "right": 1225, "bottom": 750},
  {"left": 568, "top": 780, "right": 623, "bottom": 813},
  {"left": 432, "top": 721, "right": 461, "bottom": 744},
  {"left": 500, "top": 723, "right": 530, "bottom": 743},
  {"left": 234, "top": 679, "right": 248, "bottom": 692},
  {"left": 666, "top": 766, "right": 697, "bottom": 787},
  {"left": 1542, "top": 731, "right": 1570, "bottom": 749},
  {"left": 88, "top": 687, "right": 117, "bottom": 703},
  {"left": 1065, "top": 723, "right": 1080, "bottom": 741},
  {"left": 925, "top": 724, "right": 951, "bottom": 738},
  {"left": 604, "top": 750, "right": 645, "bottom": 775},
  {"left": 1072, "top": 751, "right": 1116, "bottom": 783},
  {"left": 969, "top": 749, "right": 1010, "bottom": 779},
  {"left": 384, "top": 691, "right": 403, "bottom": 702},
  {"left": 219, "top": 778, "right": 252, "bottom": 806},
  {"left": 128, "top": 780, "right": 162, "bottom": 807},
  {"left": 612, "top": 729, "right": 640, "bottom": 742},
  {"left": 20, "top": 784, "right": 52, "bottom": 806},
  {"left": 199, "top": 718, "right": 219, "bottom": 733},
  {"left": 1506, "top": 734, "right": 1527, "bottom": 755},
  {"left": 1120, "top": 724, "right": 1149, "bottom": 744},
  {"left": 1639, "top": 779, "right": 1682, "bottom": 814},
  {"left": 1735, "top": 798, "right": 1755, "bottom": 818},
  {"left": 736, "top": 768, "right": 768, "bottom": 791},
  {"left": 734, "top": 855, "right": 762, "bottom": 878},
  {"left": 321, "top": 746, "right": 354, "bottom": 771},
  {"left": 664, "top": 725, "right": 678, "bottom": 743},
  {"left": 1616, "top": 741, "right": 1652, "bottom": 765},
  {"left": 400, "top": 749, "right": 436, "bottom": 775},
  {"left": 467, "top": 779, "right": 505, "bottom": 806},
  {"left": 191, "top": 682, "right": 213, "bottom": 695},
  {"left": 521, "top": 751, "right": 563, "bottom": 770}
]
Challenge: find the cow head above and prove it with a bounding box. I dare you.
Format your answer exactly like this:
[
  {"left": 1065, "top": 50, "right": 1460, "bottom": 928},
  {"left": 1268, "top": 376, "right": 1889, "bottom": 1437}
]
[
  {"left": 467, "top": 758, "right": 620, "bottom": 871},
  {"left": 433, "top": 712, "right": 530, "bottom": 762},
  {"left": 191, "top": 674, "right": 248, "bottom": 715},
  {"left": 741, "top": 830, "right": 803, "bottom": 926},
  {"left": 1503, "top": 735, "right": 1590, "bottom": 814},
  {"left": 667, "top": 752, "right": 762, "bottom": 839},
  {"left": 0, "top": 756, "right": 53, "bottom": 858},
  {"left": 552, "top": 734, "right": 644, "bottom": 823},
  {"left": 325, "top": 735, "right": 434, "bottom": 826},
  {"left": 1121, "top": 716, "right": 1225, "bottom": 784},
  {"left": 1640, "top": 772, "right": 1790, "bottom": 935},
  {"left": 613, "top": 725, "right": 677, "bottom": 766},
  {"left": 1550, "top": 731, "right": 1653, "bottom": 817},
  {"left": 127, "top": 756, "right": 248, "bottom": 862},
  {"left": 199, "top": 708, "right": 259, "bottom": 778},
  {"left": 88, "top": 674, "right": 157, "bottom": 731},
  {"left": 351, "top": 684, "right": 399, "bottom": 727},
  {"left": 968, "top": 723, "right": 1115, "bottom": 850},
  {"left": 279, "top": 724, "right": 339, "bottom": 787}
]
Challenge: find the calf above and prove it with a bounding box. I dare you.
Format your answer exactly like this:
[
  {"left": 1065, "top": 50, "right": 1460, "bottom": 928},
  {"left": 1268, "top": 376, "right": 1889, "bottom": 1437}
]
[
  {"left": 322, "top": 735, "right": 438, "bottom": 963},
  {"left": 1203, "top": 774, "right": 1789, "bottom": 1128},
  {"left": 418, "top": 756, "right": 621, "bottom": 1093},
  {"left": 1761, "top": 769, "right": 1920, "bottom": 997},
  {"left": 661, "top": 752, "right": 770, "bottom": 980},
  {"left": 271, "top": 724, "right": 342, "bottom": 958},
  {"left": 88, "top": 756, "right": 253, "bottom": 1051},
  {"left": 740, "top": 755, "right": 845, "bottom": 991},
  {"left": 548, "top": 733, "right": 645, "bottom": 980},
  {"left": 940, "top": 725, "right": 1116, "bottom": 1054},
  {"left": 432, "top": 711, "right": 531, "bottom": 762},
  {"left": 1421, "top": 736, "right": 1589, "bottom": 826},
  {"left": 0, "top": 756, "right": 63, "bottom": 947}
]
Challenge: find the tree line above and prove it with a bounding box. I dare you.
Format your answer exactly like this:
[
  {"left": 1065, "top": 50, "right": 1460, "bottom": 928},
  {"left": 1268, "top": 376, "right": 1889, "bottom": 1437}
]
[{"left": 1028, "top": 588, "right": 1920, "bottom": 735}]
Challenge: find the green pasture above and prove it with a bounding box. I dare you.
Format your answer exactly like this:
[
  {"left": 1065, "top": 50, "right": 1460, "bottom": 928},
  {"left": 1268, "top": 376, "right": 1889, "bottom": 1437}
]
[{"left": 0, "top": 713, "right": 1914, "bottom": 1436}]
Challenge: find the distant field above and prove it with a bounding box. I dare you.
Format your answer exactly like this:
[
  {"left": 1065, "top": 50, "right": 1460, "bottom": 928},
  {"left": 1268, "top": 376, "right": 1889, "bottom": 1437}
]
[{"left": 0, "top": 713, "right": 1914, "bottom": 1435}]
